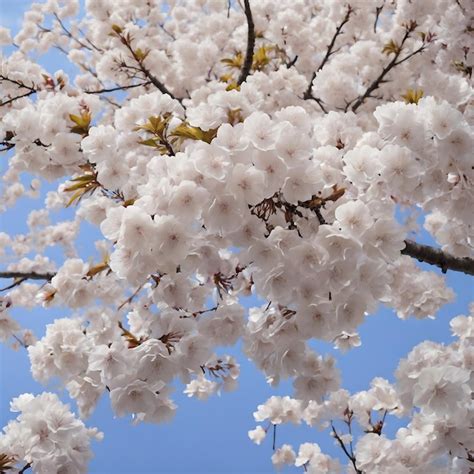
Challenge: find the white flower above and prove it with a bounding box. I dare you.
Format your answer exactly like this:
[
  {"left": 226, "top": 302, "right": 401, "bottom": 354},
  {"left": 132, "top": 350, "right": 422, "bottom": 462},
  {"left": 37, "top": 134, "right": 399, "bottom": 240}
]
[
  {"left": 0, "top": 311, "right": 20, "bottom": 342},
  {"left": 110, "top": 380, "right": 158, "bottom": 417},
  {"left": 295, "top": 442, "right": 321, "bottom": 467},
  {"left": 243, "top": 112, "right": 276, "bottom": 151},
  {"left": 335, "top": 201, "right": 374, "bottom": 238},
  {"left": 0, "top": 392, "right": 101, "bottom": 474},
  {"left": 248, "top": 425, "right": 266, "bottom": 445},
  {"left": 271, "top": 444, "right": 296, "bottom": 470},
  {"left": 213, "top": 123, "right": 249, "bottom": 153},
  {"left": 355, "top": 433, "right": 391, "bottom": 471},
  {"left": 168, "top": 180, "right": 209, "bottom": 221},
  {"left": 412, "top": 366, "right": 470, "bottom": 415},
  {"left": 183, "top": 376, "right": 218, "bottom": 400}
]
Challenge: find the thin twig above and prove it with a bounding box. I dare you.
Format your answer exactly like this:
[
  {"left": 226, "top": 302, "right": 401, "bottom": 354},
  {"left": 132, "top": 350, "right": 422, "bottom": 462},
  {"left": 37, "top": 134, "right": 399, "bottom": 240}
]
[
  {"left": 117, "top": 31, "right": 179, "bottom": 101},
  {"left": 85, "top": 81, "right": 152, "bottom": 94},
  {"left": 331, "top": 422, "right": 362, "bottom": 474},
  {"left": 237, "top": 0, "right": 255, "bottom": 86},
  {"left": 350, "top": 23, "right": 430, "bottom": 112},
  {"left": 402, "top": 240, "right": 474, "bottom": 276},
  {"left": 53, "top": 13, "right": 94, "bottom": 51},
  {"left": 117, "top": 284, "right": 144, "bottom": 310},
  {"left": 12, "top": 334, "right": 28, "bottom": 349},
  {"left": 374, "top": 5, "right": 384, "bottom": 33},
  {"left": 0, "top": 277, "right": 27, "bottom": 292},
  {"left": 0, "top": 75, "right": 37, "bottom": 107},
  {"left": 304, "top": 5, "right": 352, "bottom": 100},
  {"left": 0, "top": 89, "right": 36, "bottom": 107}
]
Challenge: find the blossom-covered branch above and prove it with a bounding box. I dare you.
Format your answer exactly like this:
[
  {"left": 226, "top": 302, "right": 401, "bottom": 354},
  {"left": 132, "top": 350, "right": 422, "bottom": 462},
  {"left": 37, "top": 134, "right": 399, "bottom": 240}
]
[
  {"left": 112, "top": 27, "right": 178, "bottom": 101},
  {"left": 0, "top": 1, "right": 472, "bottom": 472},
  {"left": 350, "top": 21, "right": 433, "bottom": 112},
  {"left": 303, "top": 5, "right": 353, "bottom": 101},
  {"left": 0, "top": 75, "right": 37, "bottom": 107}
]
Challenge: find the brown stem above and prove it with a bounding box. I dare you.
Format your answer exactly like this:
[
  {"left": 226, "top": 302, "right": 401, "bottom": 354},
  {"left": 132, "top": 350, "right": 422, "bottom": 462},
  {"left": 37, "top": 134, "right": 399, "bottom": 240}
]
[
  {"left": 304, "top": 5, "right": 353, "bottom": 100},
  {"left": 19, "top": 462, "right": 32, "bottom": 474},
  {"left": 350, "top": 24, "right": 428, "bottom": 112},
  {"left": 85, "top": 81, "right": 152, "bottom": 94},
  {"left": 0, "top": 75, "right": 37, "bottom": 107},
  {"left": 374, "top": 5, "right": 384, "bottom": 33},
  {"left": 118, "top": 32, "right": 178, "bottom": 101},
  {"left": 331, "top": 422, "right": 362, "bottom": 474},
  {"left": 236, "top": 0, "right": 255, "bottom": 86},
  {"left": 53, "top": 13, "right": 95, "bottom": 52},
  {"left": 0, "top": 271, "right": 55, "bottom": 281},
  {"left": 402, "top": 240, "right": 474, "bottom": 276}
]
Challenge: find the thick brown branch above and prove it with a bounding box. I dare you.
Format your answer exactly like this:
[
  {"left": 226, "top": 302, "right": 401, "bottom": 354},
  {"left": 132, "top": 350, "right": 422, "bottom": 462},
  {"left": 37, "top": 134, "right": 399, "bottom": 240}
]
[
  {"left": 236, "top": 0, "right": 255, "bottom": 86},
  {"left": 402, "top": 240, "right": 474, "bottom": 276},
  {"left": 304, "top": 5, "right": 352, "bottom": 100},
  {"left": 0, "top": 271, "right": 56, "bottom": 281}
]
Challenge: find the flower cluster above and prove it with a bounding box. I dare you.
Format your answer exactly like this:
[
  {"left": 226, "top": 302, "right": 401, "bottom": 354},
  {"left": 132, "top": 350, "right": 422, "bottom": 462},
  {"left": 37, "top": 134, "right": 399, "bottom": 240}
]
[
  {"left": 0, "top": 392, "right": 102, "bottom": 474},
  {"left": 0, "top": 0, "right": 472, "bottom": 471},
  {"left": 249, "top": 306, "right": 474, "bottom": 472}
]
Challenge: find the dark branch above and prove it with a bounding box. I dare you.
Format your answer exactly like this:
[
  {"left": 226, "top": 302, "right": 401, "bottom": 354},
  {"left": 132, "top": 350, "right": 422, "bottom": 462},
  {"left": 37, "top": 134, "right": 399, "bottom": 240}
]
[
  {"left": 308, "top": 95, "right": 328, "bottom": 114},
  {"left": 237, "top": 0, "right": 255, "bottom": 86},
  {"left": 374, "top": 5, "right": 384, "bottom": 33},
  {"left": 0, "top": 75, "right": 37, "bottom": 107},
  {"left": 19, "top": 462, "right": 32, "bottom": 474},
  {"left": 0, "top": 271, "right": 56, "bottom": 281},
  {"left": 350, "top": 23, "right": 430, "bottom": 112},
  {"left": 53, "top": 13, "right": 95, "bottom": 52},
  {"left": 0, "top": 89, "right": 36, "bottom": 107},
  {"left": 402, "top": 240, "right": 474, "bottom": 276},
  {"left": 117, "top": 32, "right": 179, "bottom": 101},
  {"left": 0, "top": 277, "right": 27, "bottom": 292},
  {"left": 304, "top": 5, "right": 352, "bottom": 100},
  {"left": 286, "top": 55, "right": 298, "bottom": 68},
  {"left": 84, "top": 81, "right": 152, "bottom": 94},
  {"left": 331, "top": 422, "right": 362, "bottom": 474}
]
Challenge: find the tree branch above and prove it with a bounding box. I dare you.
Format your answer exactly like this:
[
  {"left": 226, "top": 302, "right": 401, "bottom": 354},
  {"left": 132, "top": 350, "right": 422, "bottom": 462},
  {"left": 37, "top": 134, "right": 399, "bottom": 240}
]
[
  {"left": 331, "top": 422, "right": 362, "bottom": 474},
  {"left": 84, "top": 81, "right": 152, "bottom": 94},
  {"left": 0, "top": 271, "right": 56, "bottom": 281},
  {"left": 350, "top": 22, "right": 431, "bottom": 112},
  {"left": 18, "top": 462, "right": 32, "bottom": 474},
  {"left": 237, "top": 0, "right": 255, "bottom": 86},
  {"left": 0, "top": 75, "right": 37, "bottom": 107},
  {"left": 116, "top": 31, "right": 179, "bottom": 101},
  {"left": 304, "top": 5, "right": 352, "bottom": 100},
  {"left": 402, "top": 240, "right": 474, "bottom": 276}
]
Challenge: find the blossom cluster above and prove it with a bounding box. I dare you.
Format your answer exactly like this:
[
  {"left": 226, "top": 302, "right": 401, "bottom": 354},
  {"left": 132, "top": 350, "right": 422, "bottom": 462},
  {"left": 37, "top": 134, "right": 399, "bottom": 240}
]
[
  {"left": 0, "top": 0, "right": 472, "bottom": 471},
  {"left": 0, "top": 392, "right": 102, "bottom": 474},
  {"left": 249, "top": 306, "right": 474, "bottom": 473}
]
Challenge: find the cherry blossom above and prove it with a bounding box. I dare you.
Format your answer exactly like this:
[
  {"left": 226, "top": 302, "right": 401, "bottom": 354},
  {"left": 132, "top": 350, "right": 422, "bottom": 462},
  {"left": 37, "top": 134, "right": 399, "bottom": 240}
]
[{"left": 0, "top": 0, "right": 473, "bottom": 472}]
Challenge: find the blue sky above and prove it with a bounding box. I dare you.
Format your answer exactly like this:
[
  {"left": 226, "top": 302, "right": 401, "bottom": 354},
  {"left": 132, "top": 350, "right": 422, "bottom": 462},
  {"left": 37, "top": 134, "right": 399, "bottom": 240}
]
[{"left": 0, "top": 2, "right": 472, "bottom": 473}]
